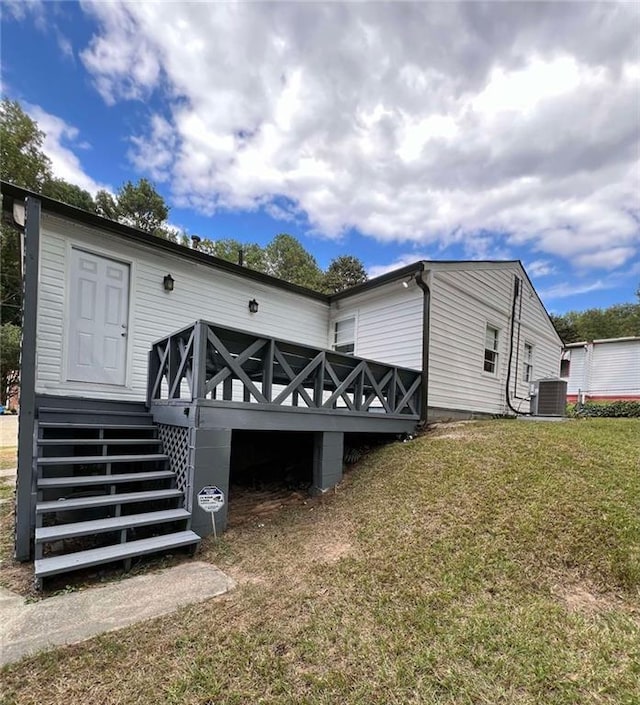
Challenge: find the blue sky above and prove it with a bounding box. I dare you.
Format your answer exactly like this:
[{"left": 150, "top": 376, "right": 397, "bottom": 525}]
[{"left": 1, "top": 1, "right": 639, "bottom": 313}]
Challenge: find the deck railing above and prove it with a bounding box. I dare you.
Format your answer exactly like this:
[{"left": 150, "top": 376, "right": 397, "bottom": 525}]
[{"left": 147, "top": 320, "right": 421, "bottom": 418}]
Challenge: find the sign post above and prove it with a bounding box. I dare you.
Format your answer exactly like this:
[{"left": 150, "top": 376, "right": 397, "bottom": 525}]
[{"left": 197, "top": 486, "right": 225, "bottom": 540}]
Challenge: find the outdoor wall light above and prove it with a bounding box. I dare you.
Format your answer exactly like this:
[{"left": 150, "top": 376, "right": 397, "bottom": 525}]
[
  {"left": 163, "top": 274, "right": 175, "bottom": 292},
  {"left": 248, "top": 298, "right": 259, "bottom": 313},
  {"left": 402, "top": 274, "right": 415, "bottom": 289}
]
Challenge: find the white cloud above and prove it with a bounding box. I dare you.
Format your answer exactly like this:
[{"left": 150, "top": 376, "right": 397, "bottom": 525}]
[
  {"left": 3, "top": 0, "right": 44, "bottom": 25},
  {"left": 368, "top": 253, "right": 430, "bottom": 279},
  {"left": 78, "top": 2, "right": 640, "bottom": 272},
  {"left": 574, "top": 247, "right": 637, "bottom": 271},
  {"left": 25, "top": 104, "right": 109, "bottom": 195},
  {"left": 462, "top": 234, "right": 512, "bottom": 261},
  {"left": 56, "top": 32, "right": 74, "bottom": 61},
  {"left": 128, "top": 114, "right": 176, "bottom": 182},
  {"left": 527, "top": 260, "right": 557, "bottom": 278},
  {"left": 539, "top": 280, "right": 610, "bottom": 300}
]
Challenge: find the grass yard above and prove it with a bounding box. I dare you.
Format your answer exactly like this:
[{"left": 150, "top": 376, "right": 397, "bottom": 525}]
[
  {"left": 2, "top": 418, "right": 639, "bottom": 704},
  {"left": 0, "top": 478, "right": 14, "bottom": 502},
  {"left": 0, "top": 446, "right": 17, "bottom": 471},
  {"left": 0, "top": 447, "right": 17, "bottom": 503}
]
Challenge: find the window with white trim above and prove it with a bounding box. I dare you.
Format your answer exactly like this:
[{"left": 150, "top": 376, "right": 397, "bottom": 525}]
[
  {"left": 333, "top": 317, "right": 355, "bottom": 355},
  {"left": 483, "top": 325, "right": 499, "bottom": 374},
  {"left": 523, "top": 342, "right": 534, "bottom": 382}
]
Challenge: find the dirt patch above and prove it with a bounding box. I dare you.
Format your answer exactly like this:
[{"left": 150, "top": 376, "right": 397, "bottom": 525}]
[
  {"left": 554, "top": 582, "right": 622, "bottom": 615},
  {"left": 227, "top": 485, "right": 313, "bottom": 529},
  {"left": 428, "top": 421, "right": 483, "bottom": 441},
  {"left": 431, "top": 432, "right": 474, "bottom": 440},
  {"left": 0, "top": 553, "right": 34, "bottom": 597},
  {"left": 307, "top": 536, "right": 353, "bottom": 564},
  {"left": 0, "top": 504, "right": 36, "bottom": 597},
  {"left": 224, "top": 484, "right": 355, "bottom": 568}
]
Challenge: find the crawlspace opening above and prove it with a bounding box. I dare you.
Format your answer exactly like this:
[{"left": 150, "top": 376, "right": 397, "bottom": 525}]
[
  {"left": 227, "top": 431, "right": 315, "bottom": 528},
  {"left": 226, "top": 431, "right": 400, "bottom": 528}
]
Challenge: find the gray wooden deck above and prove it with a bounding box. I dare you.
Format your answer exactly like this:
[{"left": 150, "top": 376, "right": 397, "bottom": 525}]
[{"left": 148, "top": 320, "right": 422, "bottom": 434}]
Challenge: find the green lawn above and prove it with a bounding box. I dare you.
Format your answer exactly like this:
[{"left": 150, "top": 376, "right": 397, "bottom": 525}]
[{"left": 2, "top": 419, "right": 639, "bottom": 704}]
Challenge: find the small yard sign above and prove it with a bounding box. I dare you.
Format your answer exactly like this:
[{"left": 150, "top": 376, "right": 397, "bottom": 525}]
[
  {"left": 197, "top": 486, "right": 225, "bottom": 513},
  {"left": 198, "top": 486, "right": 225, "bottom": 540}
]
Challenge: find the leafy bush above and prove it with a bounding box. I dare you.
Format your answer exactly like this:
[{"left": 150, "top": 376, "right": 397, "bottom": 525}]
[{"left": 579, "top": 400, "right": 640, "bottom": 418}]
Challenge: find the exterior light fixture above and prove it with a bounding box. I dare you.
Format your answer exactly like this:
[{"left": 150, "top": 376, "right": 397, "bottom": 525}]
[
  {"left": 248, "top": 298, "right": 259, "bottom": 313},
  {"left": 402, "top": 274, "right": 415, "bottom": 289},
  {"left": 163, "top": 274, "right": 175, "bottom": 292}
]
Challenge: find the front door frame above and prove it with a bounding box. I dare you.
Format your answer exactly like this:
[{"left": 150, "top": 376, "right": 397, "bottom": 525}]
[{"left": 64, "top": 244, "right": 134, "bottom": 388}]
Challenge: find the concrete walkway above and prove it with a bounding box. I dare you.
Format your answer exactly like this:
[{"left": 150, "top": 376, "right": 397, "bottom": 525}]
[
  {"left": 0, "top": 414, "right": 18, "bottom": 448},
  {"left": 0, "top": 562, "right": 234, "bottom": 666}
]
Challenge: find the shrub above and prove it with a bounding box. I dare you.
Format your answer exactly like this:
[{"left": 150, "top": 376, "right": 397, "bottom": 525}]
[{"left": 579, "top": 400, "right": 640, "bottom": 418}]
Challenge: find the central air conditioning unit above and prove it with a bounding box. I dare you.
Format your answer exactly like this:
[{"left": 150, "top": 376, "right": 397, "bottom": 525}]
[{"left": 529, "top": 378, "right": 568, "bottom": 416}]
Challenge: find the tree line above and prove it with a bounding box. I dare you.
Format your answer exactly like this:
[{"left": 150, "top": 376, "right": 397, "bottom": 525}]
[{"left": 549, "top": 301, "right": 640, "bottom": 345}]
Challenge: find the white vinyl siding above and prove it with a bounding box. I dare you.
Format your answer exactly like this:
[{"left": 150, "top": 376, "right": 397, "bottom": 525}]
[
  {"left": 36, "top": 215, "right": 330, "bottom": 401},
  {"left": 590, "top": 340, "right": 640, "bottom": 396},
  {"left": 330, "top": 284, "right": 423, "bottom": 370},
  {"left": 563, "top": 347, "right": 584, "bottom": 397},
  {"left": 564, "top": 340, "right": 640, "bottom": 400},
  {"left": 428, "top": 265, "right": 562, "bottom": 415}
]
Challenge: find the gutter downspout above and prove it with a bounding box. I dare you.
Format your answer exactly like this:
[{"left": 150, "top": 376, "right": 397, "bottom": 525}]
[{"left": 415, "top": 265, "right": 431, "bottom": 427}]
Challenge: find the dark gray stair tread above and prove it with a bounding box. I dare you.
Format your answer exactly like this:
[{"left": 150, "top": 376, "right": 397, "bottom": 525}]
[
  {"left": 38, "top": 470, "right": 174, "bottom": 488},
  {"left": 36, "top": 489, "right": 182, "bottom": 513},
  {"left": 35, "top": 530, "right": 200, "bottom": 578},
  {"left": 39, "top": 407, "right": 151, "bottom": 418},
  {"left": 39, "top": 438, "right": 162, "bottom": 446},
  {"left": 38, "top": 453, "right": 168, "bottom": 466},
  {"left": 39, "top": 423, "right": 156, "bottom": 430},
  {"left": 35, "top": 509, "right": 191, "bottom": 542}
]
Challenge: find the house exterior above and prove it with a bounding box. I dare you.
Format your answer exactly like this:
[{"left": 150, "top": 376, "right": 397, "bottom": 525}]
[
  {"left": 561, "top": 337, "right": 640, "bottom": 404},
  {"left": 331, "top": 262, "right": 562, "bottom": 418},
  {"left": 1, "top": 181, "right": 562, "bottom": 584}
]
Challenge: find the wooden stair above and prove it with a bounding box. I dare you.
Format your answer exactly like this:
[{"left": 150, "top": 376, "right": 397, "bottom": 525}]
[{"left": 33, "top": 404, "right": 199, "bottom": 588}]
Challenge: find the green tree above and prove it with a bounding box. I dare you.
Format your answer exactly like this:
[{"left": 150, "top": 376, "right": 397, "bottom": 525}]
[
  {"left": 0, "top": 99, "right": 52, "bottom": 189},
  {"left": 0, "top": 225, "right": 22, "bottom": 326},
  {"left": 94, "top": 189, "right": 119, "bottom": 220},
  {"left": 43, "top": 177, "right": 96, "bottom": 212},
  {"left": 322, "top": 255, "right": 368, "bottom": 293},
  {"left": 551, "top": 304, "right": 640, "bottom": 343},
  {"left": 0, "top": 323, "right": 21, "bottom": 406},
  {"left": 0, "top": 99, "right": 53, "bottom": 328},
  {"left": 550, "top": 313, "right": 580, "bottom": 344},
  {"left": 115, "top": 178, "right": 169, "bottom": 235},
  {"left": 264, "top": 233, "right": 324, "bottom": 289},
  {"left": 198, "top": 238, "right": 267, "bottom": 271}
]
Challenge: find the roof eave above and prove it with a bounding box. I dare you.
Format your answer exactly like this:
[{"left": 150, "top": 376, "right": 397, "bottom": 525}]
[{"left": 1, "top": 181, "right": 329, "bottom": 302}]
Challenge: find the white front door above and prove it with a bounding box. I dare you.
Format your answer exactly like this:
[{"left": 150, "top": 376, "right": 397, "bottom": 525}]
[{"left": 67, "top": 249, "right": 130, "bottom": 385}]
